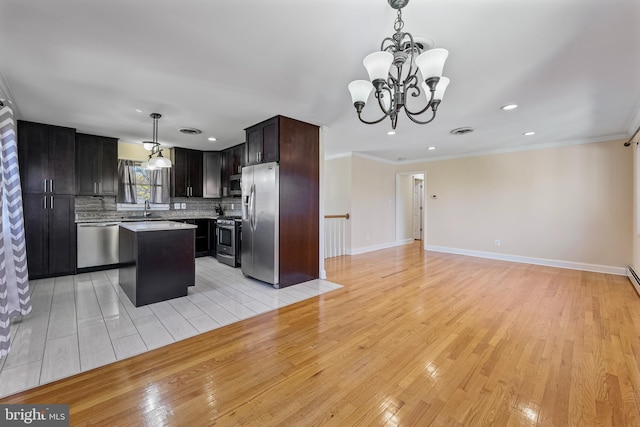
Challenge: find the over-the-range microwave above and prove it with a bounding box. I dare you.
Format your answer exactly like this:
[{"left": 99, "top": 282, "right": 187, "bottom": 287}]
[{"left": 229, "top": 174, "right": 242, "bottom": 196}]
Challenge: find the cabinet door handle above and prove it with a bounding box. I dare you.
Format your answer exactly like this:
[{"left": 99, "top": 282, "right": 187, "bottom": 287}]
[
  {"left": 94, "top": 182, "right": 97, "bottom": 194},
  {"left": 50, "top": 196, "right": 54, "bottom": 210},
  {"left": 44, "top": 179, "right": 47, "bottom": 193},
  {"left": 43, "top": 196, "right": 47, "bottom": 210},
  {"left": 49, "top": 179, "right": 53, "bottom": 193},
  {"left": 99, "top": 182, "right": 102, "bottom": 193}
]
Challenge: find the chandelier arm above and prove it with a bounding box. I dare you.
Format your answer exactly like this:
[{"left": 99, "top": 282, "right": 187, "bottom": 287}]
[
  {"left": 357, "top": 110, "right": 390, "bottom": 125},
  {"left": 376, "top": 87, "right": 394, "bottom": 114},
  {"left": 404, "top": 87, "right": 436, "bottom": 116},
  {"left": 405, "top": 108, "right": 437, "bottom": 125}
]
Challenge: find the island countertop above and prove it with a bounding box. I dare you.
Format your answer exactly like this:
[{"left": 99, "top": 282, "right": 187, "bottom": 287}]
[{"left": 119, "top": 221, "right": 198, "bottom": 232}]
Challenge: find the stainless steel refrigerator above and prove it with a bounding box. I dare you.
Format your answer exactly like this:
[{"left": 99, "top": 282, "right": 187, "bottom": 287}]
[{"left": 241, "top": 162, "right": 279, "bottom": 286}]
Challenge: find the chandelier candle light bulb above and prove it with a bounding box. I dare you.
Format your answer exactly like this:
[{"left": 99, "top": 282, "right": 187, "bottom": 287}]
[{"left": 348, "top": 0, "right": 450, "bottom": 129}]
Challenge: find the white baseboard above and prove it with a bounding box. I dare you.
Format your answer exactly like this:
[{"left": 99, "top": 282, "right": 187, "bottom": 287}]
[
  {"left": 627, "top": 267, "right": 640, "bottom": 296},
  {"left": 425, "top": 245, "right": 627, "bottom": 276},
  {"left": 348, "top": 239, "right": 414, "bottom": 255},
  {"left": 319, "top": 269, "right": 327, "bottom": 279}
]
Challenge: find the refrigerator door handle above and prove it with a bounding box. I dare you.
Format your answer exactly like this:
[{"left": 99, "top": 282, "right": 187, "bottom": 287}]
[{"left": 250, "top": 184, "right": 256, "bottom": 230}]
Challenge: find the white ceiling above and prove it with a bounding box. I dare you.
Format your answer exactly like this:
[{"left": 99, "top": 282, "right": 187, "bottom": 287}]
[{"left": 0, "top": 0, "right": 639, "bottom": 163}]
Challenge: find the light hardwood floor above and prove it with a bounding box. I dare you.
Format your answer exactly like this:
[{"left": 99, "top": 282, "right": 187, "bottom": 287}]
[{"left": 1, "top": 242, "right": 639, "bottom": 426}]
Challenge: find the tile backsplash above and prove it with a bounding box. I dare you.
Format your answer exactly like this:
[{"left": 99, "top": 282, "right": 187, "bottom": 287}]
[{"left": 75, "top": 196, "right": 242, "bottom": 222}]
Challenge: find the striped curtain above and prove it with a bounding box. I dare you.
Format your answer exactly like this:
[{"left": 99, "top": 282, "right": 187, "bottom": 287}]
[{"left": 0, "top": 100, "right": 31, "bottom": 358}]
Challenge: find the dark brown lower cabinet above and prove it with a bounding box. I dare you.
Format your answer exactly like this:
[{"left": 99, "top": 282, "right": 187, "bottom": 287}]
[{"left": 23, "top": 194, "right": 76, "bottom": 278}]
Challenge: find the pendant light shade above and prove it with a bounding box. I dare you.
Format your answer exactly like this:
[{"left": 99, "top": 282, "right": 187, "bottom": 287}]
[
  {"left": 141, "top": 113, "right": 172, "bottom": 169},
  {"left": 415, "top": 48, "right": 449, "bottom": 80},
  {"left": 363, "top": 51, "right": 394, "bottom": 82},
  {"left": 348, "top": 80, "right": 374, "bottom": 105},
  {"left": 422, "top": 76, "right": 450, "bottom": 102}
]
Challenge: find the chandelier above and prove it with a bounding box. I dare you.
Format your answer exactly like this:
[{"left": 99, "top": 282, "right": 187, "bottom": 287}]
[
  {"left": 348, "top": 0, "right": 450, "bottom": 130},
  {"left": 141, "top": 113, "right": 172, "bottom": 169}
]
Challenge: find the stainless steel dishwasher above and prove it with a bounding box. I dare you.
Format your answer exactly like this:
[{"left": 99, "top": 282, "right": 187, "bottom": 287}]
[{"left": 77, "top": 222, "right": 121, "bottom": 268}]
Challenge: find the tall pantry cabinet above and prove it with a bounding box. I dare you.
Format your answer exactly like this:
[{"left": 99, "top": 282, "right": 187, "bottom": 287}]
[{"left": 18, "top": 121, "right": 76, "bottom": 278}]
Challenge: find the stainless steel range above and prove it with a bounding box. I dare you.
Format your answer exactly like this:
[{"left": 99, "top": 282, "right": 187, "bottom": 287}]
[{"left": 216, "top": 216, "right": 241, "bottom": 267}]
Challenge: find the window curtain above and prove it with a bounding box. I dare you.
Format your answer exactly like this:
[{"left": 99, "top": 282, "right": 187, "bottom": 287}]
[
  {"left": 149, "top": 169, "right": 170, "bottom": 204},
  {"left": 0, "top": 100, "right": 32, "bottom": 358},
  {"left": 117, "top": 159, "right": 137, "bottom": 204}
]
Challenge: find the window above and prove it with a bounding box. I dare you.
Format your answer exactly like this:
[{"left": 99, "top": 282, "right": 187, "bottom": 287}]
[
  {"left": 117, "top": 159, "right": 170, "bottom": 210},
  {"left": 134, "top": 165, "right": 155, "bottom": 202}
]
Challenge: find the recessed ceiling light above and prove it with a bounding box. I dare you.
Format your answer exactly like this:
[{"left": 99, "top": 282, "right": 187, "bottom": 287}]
[
  {"left": 387, "top": 131, "right": 396, "bottom": 135},
  {"left": 501, "top": 104, "right": 518, "bottom": 111},
  {"left": 523, "top": 131, "right": 535, "bottom": 136},
  {"left": 208, "top": 137, "right": 217, "bottom": 142},
  {"left": 135, "top": 109, "right": 143, "bottom": 113},
  {"left": 428, "top": 146, "right": 436, "bottom": 150}
]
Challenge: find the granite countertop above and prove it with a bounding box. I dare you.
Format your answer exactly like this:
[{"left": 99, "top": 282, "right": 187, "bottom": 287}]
[
  {"left": 119, "top": 221, "right": 198, "bottom": 232},
  {"left": 75, "top": 212, "right": 220, "bottom": 223}
]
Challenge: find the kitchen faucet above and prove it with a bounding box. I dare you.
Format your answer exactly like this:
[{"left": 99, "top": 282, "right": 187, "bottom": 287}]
[{"left": 144, "top": 200, "right": 151, "bottom": 217}]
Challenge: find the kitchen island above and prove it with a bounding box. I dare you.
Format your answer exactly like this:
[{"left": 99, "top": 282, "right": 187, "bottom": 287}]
[{"left": 119, "top": 221, "right": 197, "bottom": 307}]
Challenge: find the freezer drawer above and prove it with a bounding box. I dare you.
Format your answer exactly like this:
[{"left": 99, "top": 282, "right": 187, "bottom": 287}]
[{"left": 77, "top": 223, "right": 120, "bottom": 268}]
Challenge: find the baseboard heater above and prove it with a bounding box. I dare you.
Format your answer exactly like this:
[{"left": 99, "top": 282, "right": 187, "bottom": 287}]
[{"left": 627, "top": 266, "right": 640, "bottom": 297}]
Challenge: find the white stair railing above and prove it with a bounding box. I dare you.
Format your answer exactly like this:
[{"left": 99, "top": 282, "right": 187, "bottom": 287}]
[{"left": 324, "top": 213, "right": 350, "bottom": 258}]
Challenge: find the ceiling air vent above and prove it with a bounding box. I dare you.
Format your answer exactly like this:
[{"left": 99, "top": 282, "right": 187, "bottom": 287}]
[
  {"left": 179, "top": 127, "right": 202, "bottom": 135},
  {"left": 449, "top": 127, "right": 474, "bottom": 136}
]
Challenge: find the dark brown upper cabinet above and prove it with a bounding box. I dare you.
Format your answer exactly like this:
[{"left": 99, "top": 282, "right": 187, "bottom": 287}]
[
  {"left": 18, "top": 121, "right": 75, "bottom": 195},
  {"left": 171, "top": 148, "right": 203, "bottom": 197},
  {"left": 75, "top": 133, "right": 118, "bottom": 196},
  {"left": 222, "top": 143, "right": 245, "bottom": 196},
  {"left": 245, "top": 117, "right": 278, "bottom": 166},
  {"left": 203, "top": 151, "right": 222, "bottom": 198}
]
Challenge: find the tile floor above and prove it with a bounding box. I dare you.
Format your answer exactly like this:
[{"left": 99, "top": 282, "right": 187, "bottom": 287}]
[{"left": 0, "top": 257, "right": 342, "bottom": 398}]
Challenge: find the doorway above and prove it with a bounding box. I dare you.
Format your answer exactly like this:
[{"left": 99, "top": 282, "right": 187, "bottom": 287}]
[
  {"left": 395, "top": 171, "right": 426, "bottom": 244},
  {"left": 412, "top": 177, "right": 424, "bottom": 240}
]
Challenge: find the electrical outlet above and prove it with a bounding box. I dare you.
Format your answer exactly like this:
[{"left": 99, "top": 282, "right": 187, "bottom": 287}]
[
  {"left": 174, "top": 203, "right": 180, "bottom": 209},
  {"left": 231, "top": 203, "right": 234, "bottom": 210},
  {"left": 494, "top": 240, "right": 501, "bottom": 246},
  {"left": 181, "top": 203, "right": 186, "bottom": 209}
]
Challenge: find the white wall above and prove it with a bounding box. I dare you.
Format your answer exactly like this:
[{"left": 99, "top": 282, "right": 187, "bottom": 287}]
[
  {"left": 118, "top": 141, "right": 149, "bottom": 161},
  {"left": 396, "top": 173, "right": 413, "bottom": 241},
  {"left": 631, "top": 136, "right": 640, "bottom": 273},
  {"left": 350, "top": 155, "right": 397, "bottom": 251},
  {"left": 324, "top": 155, "right": 352, "bottom": 253},
  {"left": 332, "top": 139, "right": 631, "bottom": 271}
]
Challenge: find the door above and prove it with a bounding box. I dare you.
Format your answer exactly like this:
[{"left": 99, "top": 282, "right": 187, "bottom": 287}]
[
  {"left": 188, "top": 150, "right": 203, "bottom": 197},
  {"left": 48, "top": 126, "right": 75, "bottom": 194},
  {"left": 99, "top": 137, "right": 118, "bottom": 196},
  {"left": 412, "top": 178, "right": 424, "bottom": 240},
  {"left": 23, "top": 194, "right": 47, "bottom": 277},
  {"left": 241, "top": 166, "right": 254, "bottom": 275},
  {"left": 172, "top": 148, "right": 189, "bottom": 197},
  {"left": 76, "top": 133, "right": 100, "bottom": 195},
  {"left": 203, "top": 151, "right": 222, "bottom": 198},
  {"left": 48, "top": 195, "right": 75, "bottom": 275},
  {"left": 18, "top": 122, "right": 49, "bottom": 194},
  {"left": 251, "top": 162, "right": 279, "bottom": 285},
  {"left": 246, "top": 126, "right": 261, "bottom": 166}
]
